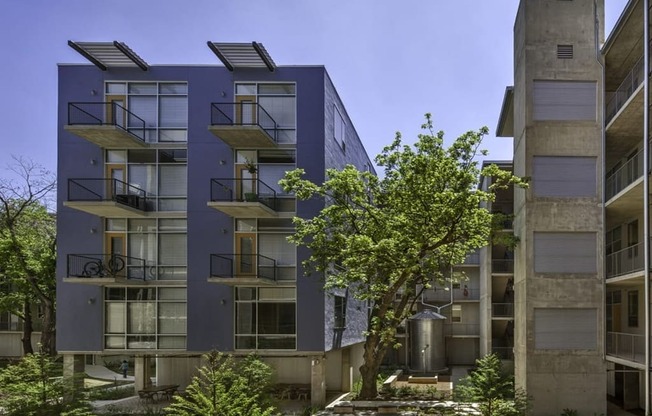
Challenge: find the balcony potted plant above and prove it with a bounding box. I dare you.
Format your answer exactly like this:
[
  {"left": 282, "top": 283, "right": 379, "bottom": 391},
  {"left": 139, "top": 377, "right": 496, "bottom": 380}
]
[{"left": 244, "top": 158, "right": 257, "bottom": 174}]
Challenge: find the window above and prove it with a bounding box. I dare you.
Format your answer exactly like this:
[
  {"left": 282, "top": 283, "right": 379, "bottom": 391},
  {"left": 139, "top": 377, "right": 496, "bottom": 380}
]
[
  {"left": 107, "top": 218, "right": 187, "bottom": 281},
  {"left": 235, "top": 149, "right": 296, "bottom": 212},
  {"left": 108, "top": 149, "right": 187, "bottom": 212},
  {"left": 533, "top": 80, "right": 596, "bottom": 121},
  {"left": 235, "top": 287, "right": 296, "bottom": 350},
  {"left": 534, "top": 232, "right": 596, "bottom": 274},
  {"left": 334, "top": 105, "right": 345, "bottom": 151},
  {"left": 234, "top": 218, "right": 296, "bottom": 281},
  {"left": 106, "top": 82, "right": 188, "bottom": 143},
  {"left": 627, "top": 220, "right": 639, "bottom": 248},
  {"left": 533, "top": 156, "right": 596, "bottom": 197},
  {"left": 534, "top": 308, "right": 597, "bottom": 350},
  {"left": 235, "top": 83, "right": 296, "bottom": 144},
  {"left": 451, "top": 305, "right": 462, "bottom": 323},
  {"left": 104, "top": 287, "right": 186, "bottom": 350},
  {"left": 628, "top": 291, "right": 639, "bottom": 327},
  {"left": 606, "top": 226, "right": 622, "bottom": 277},
  {"left": 334, "top": 295, "right": 347, "bottom": 329}
]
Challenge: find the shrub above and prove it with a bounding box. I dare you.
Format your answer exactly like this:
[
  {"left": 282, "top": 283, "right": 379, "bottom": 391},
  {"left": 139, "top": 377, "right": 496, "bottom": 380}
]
[{"left": 165, "top": 351, "right": 275, "bottom": 416}]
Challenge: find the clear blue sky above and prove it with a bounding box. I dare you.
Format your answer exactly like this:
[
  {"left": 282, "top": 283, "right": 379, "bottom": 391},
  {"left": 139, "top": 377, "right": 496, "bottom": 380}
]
[{"left": 0, "top": 0, "right": 629, "bottom": 177}]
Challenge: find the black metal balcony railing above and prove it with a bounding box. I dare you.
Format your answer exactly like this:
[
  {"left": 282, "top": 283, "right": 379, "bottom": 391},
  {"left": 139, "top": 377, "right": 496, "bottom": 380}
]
[
  {"left": 210, "top": 178, "right": 277, "bottom": 211},
  {"left": 605, "top": 148, "right": 644, "bottom": 200},
  {"left": 67, "top": 254, "right": 146, "bottom": 280},
  {"left": 68, "top": 178, "right": 147, "bottom": 211},
  {"left": 492, "top": 259, "right": 514, "bottom": 273},
  {"left": 210, "top": 102, "right": 278, "bottom": 142},
  {"left": 492, "top": 303, "right": 514, "bottom": 318},
  {"left": 68, "top": 102, "right": 146, "bottom": 142},
  {"left": 606, "top": 331, "right": 645, "bottom": 364},
  {"left": 210, "top": 253, "right": 277, "bottom": 281},
  {"left": 606, "top": 55, "right": 644, "bottom": 123},
  {"left": 426, "top": 288, "right": 480, "bottom": 302},
  {"left": 606, "top": 241, "right": 645, "bottom": 278}
]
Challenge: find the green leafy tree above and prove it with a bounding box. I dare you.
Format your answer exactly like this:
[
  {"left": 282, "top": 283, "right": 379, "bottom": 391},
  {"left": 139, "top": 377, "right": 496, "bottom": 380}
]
[
  {"left": 280, "top": 115, "right": 523, "bottom": 399},
  {"left": 166, "top": 351, "right": 275, "bottom": 416},
  {"left": 0, "top": 157, "right": 56, "bottom": 355},
  {"left": 0, "top": 353, "right": 92, "bottom": 415},
  {"left": 455, "top": 353, "right": 528, "bottom": 416}
]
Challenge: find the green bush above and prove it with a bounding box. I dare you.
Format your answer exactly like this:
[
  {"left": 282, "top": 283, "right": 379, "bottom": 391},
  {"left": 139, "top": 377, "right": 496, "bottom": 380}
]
[
  {"left": 0, "top": 353, "right": 93, "bottom": 416},
  {"left": 86, "top": 385, "right": 135, "bottom": 401},
  {"left": 455, "top": 353, "right": 529, "bottom": 416},
  {"left": 165, "top": 351, "right": 275, "bottom": 416}
]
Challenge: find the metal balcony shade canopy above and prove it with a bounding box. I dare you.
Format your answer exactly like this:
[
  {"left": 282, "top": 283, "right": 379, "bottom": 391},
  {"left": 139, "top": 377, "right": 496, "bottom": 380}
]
[
  {"left": 207, "top": 41, "right": 276, "bottom": 71},
  {"left": 68, "top": 41, "right": 149, "bottom": 71}
]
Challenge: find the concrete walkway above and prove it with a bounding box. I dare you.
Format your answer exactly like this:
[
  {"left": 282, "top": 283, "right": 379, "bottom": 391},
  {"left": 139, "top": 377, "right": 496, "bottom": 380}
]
[
  {"left": 85, "top": 364, "right": 134, "bottom": 381},
  {"left": 607, "top": 401, "right": 644, "bottom": 416}
]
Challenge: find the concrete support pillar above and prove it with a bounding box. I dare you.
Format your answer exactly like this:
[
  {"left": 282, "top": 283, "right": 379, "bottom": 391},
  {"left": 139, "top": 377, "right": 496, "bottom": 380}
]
[
  {"left": 63, "top": 354, "right": 85, "bottom": 400},
  {"left": 135, "top": 355, "right": 153, "bottom": 391},
  {"left": 311, "top": 355, "right": 326, "bottom": 407},
  {"left": 341, "top": 348, "right": 351, "bottom": 392}
]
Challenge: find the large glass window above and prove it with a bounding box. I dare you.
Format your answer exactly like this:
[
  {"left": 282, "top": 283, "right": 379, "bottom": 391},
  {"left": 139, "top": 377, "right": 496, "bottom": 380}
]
[
  {"left": 106, "top": 149, "right": 187, "bottom": 212},
  {"left": 235, "top": 287, "right": 296, "bottom": 350},
  {"left": 235, "top": 149, "right": 296, "bottom": 212},
  {"left": 107, "top": 218, "right": 187, "bottom": 281},
  {"left": 106, "top": 82, "right": 188, "bottom": 143},
  {"left": 234, "top": 218, "right": 296, "bottom": 281},
  {"left": 104, "top": 287, "right": 186, "bottom": 350},
  {"left": 235, "top": 83, "right": 296, "bottom": 144}
]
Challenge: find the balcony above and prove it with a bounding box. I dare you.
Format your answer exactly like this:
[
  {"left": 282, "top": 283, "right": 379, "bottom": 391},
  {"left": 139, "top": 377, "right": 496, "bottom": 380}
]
[
  {"left": 606, "top": 242, "right": 644, "bottom": 280},
  {"left": 64, "top": 254, "right": 147, "bottom": 285},
  {"left": 208, "top": 254, "right": 277, "bottom": 285},
  {"left": 425, "top": 288, "right": 479, "bottom": 302},
  {"left": 65, "top": 102, "right": 148, "bottom": 148},
  {"left": 606, "top": 56, "right": 644, "bottom": 125},
  {"left": 492, "top": 303, "right": 514, "bottom": 318},
  {"left": 444, "top": 323, "right": 479, "bottom": 337},
  {"left": 606, "top": 331, "right": 645, "bottom": 365},
  {"left": 460, "top": 252, "right": 480, "bottom": 266},
  {"left": 207, "top": 178, "right": 278, "bottom": 218},
  {"left": 492, "top": 259, "right": 514, "bottom": 274},
  {"left": 605, "top": 148, "right": 644, "bottom": 203},
  {"left": 492, "top": 203, "right": 514, "bottom": 230},
  {"left": 64, "top": 178, "right": 148, "bottom": 218},
  {"left": 208, "top": 102, "right": 278, "bottom": 148}
]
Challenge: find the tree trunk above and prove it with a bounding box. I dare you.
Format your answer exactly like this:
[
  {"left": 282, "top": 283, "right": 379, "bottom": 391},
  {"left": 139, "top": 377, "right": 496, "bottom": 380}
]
[
  {"left": 21, "top": 300, "right": 34, "bottom": 355},
  {"left": 358, "top": 334, "right": 388, "bottom": 399},
  {"left": 39, "top": 298, "right": 56, "bottom": 356}
]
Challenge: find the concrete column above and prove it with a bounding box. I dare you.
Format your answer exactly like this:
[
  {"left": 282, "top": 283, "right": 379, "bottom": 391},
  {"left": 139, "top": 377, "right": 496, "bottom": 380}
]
[
  {"left": 62, "top": 354, "right": 85, "bottom": 400},
  {"left": 341, "top": 348, "right": 351, "bottom": 392},
  {"left": 135, "top": 355, "right": 152, "bottom": 391},
  {"left": 311, "top": 355, "right": 326, "bottom": 407}
]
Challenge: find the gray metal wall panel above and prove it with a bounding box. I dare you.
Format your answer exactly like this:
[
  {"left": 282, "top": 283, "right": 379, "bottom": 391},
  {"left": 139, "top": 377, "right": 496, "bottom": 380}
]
[
  {"left": 533, "top": 156, "right": 596, "bottom": 197},
  {"left": 533, "top": 80, "right": 597, "bottom": 120},
  {"left": 534, "top": 308, "right": 597, "bottom": 350},
  {"left": 534, "top": 232, "right": 597, "bottom": 273}
]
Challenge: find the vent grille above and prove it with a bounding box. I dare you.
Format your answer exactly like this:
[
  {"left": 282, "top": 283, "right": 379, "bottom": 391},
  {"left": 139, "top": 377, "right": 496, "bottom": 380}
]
[{"left": 557, "top": 44, "right": 573, "bottom": 59}]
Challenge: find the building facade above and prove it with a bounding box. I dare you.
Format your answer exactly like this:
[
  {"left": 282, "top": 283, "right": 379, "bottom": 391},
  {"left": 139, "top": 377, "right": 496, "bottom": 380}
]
[
  {"left": 602, "top": 0, "right": 651, "bottom": 411},
  {"left": 497, "top": 1, "right": 607, "bottom": 414},
  {"left": 56, "top": 41, "right": 373, "bottom": 405}
]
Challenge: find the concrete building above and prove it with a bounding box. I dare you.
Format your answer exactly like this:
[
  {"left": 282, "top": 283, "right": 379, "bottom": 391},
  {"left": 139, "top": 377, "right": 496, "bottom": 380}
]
[
  {"left": 602, "top": 0, "right": 652, "bottom": 411},
  {"left": 496, "top": 0, "right": 607, "bottom": 414},
  {"left": 0, "top": 312, "right": 40, "bottom": 357},
  {"left": 56, "top": 41, "right": 374, "bottom": 405}
]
